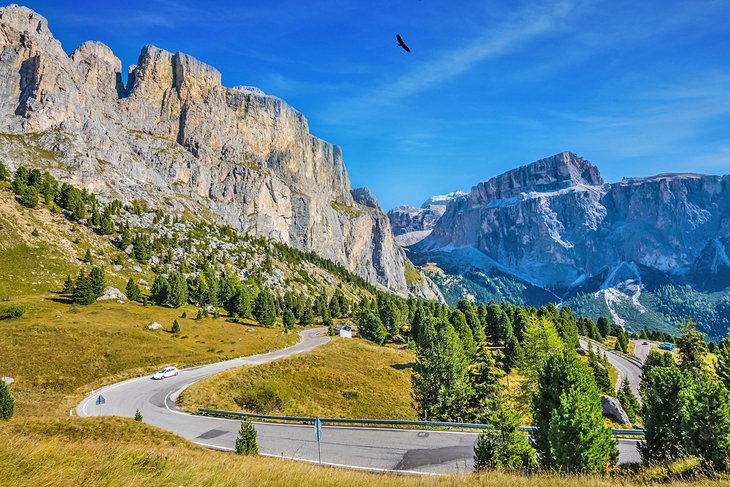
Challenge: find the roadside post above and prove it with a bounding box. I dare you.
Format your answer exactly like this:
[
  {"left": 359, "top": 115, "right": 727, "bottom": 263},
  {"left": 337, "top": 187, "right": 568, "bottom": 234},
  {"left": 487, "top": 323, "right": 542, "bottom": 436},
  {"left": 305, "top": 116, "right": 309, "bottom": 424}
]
[{"left": 314, "top": 416, "right": 322, "bottom": 464}]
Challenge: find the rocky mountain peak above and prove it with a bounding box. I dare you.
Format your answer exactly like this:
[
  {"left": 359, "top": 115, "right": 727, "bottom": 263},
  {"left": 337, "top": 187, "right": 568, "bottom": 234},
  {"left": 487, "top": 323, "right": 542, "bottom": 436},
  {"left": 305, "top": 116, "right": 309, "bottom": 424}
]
[
  {"left": 470, "top": 151, "right": 604, "bottom": 204},
  {"left": 0, "top": 4, "right": 439, "bottom": 297}
]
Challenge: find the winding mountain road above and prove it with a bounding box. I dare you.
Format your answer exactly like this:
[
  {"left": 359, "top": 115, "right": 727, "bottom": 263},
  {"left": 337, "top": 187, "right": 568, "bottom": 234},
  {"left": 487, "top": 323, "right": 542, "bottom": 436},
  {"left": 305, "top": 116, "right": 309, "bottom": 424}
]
[
  {"left": 579, "top": 338, "right": 643, "bottom": 400},
  {"left": 77, "top": 329, "right": 642, "bottom": 474}
]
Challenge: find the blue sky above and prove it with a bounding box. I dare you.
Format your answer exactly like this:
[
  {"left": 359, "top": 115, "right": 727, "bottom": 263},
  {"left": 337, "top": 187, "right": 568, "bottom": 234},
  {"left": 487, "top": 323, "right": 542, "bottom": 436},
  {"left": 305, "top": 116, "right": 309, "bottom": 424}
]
[{"left": 20, "top": 0, "right": 730, "bottom": 210}]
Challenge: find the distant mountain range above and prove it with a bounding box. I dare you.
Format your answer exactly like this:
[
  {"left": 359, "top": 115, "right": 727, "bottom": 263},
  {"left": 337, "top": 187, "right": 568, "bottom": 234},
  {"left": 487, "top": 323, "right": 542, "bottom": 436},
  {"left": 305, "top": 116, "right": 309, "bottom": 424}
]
[{"left": 392, "top": 152, "right": 730, "bottom": 340}]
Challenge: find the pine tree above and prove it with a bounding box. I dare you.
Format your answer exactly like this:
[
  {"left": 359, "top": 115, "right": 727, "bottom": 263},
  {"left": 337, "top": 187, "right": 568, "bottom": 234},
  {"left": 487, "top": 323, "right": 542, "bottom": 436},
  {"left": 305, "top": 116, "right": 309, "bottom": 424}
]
[
  {"left": 83, "top": 248, "right": 93, "bottom": 264},
  {"left": 62, "top": 275, "right": 74, "bottom": 294},
  {"left": 502, "top": 333, "right": 523, "bottom": 373},
  {"left": 283, "top": 309, "right": 296, "bottom": 333},
  {"left": 616, "top": 377, "right": 640, "bottom": 425},
  {"left": 20, "top": 186, "right": 39, "bottom": 208},
  {"left": 234, "top": 286, "right": 252, "bottom": 318},
  {"left": 677, "top": 319, "right": 708, "bottom": 376},
  {"left": 120, "top": 223, "right": 132, "bottom": 248},
  {"left": 125, "top": 278, "right": 140, "bottom": 302},
  {"left": 299, "top": 302, "right": 314, "bottom": 327},
  {"left": 167, "top": 272, "right": 188, "bottom": 308},
  {"left": 171, "top": 319, "right": 180, "bottom": 334},
  {"left": 235, "top": 418, "right": 258, "bottom": 455},
  {"left": 547, "top": 387, "right": 617, "bottom": 472},
  {"left": 196, "top": 308, "right": 203, "bottom": 320},
  {"left": 134, "top": 409, "right": 143, "bottom": 422},
  {"left": 474, "top": 395, "right": 536, "bottom": 472},
  {"left": 99, "top": 213, "right": 114, "bottom": 235},
  {"left": 588, "top": 348, "right": 613, "bottom": 395},
  {"left": 72, "top": 273, "right": 96, "bottom": 305},
  {"left": 412, "top": 320, "right": 471, "bottom": 421},
  {"left": 684, "top": 372, "right": 730, "bottom": 471},
  {"left": 253, "top": 289, "right": 276, "bottom": 327},
  {"left": 0, "top": 381, "right": 14, "bottom": 420},
  {"left": 596, "top": 317, "right": 611, "bottom": 339},
  {"left": 485, "top": 303, "right": 512, "bottom": 345},
  {"left": 717, "top": 333, "right": 730, "bottom": 391},
  {"left": 450, "top": 309, "right": 476, "bottom": 359},
  {"left": 150, "top": 275, "right": 171, "bottom": 306},
  {"left": 639, "top": 365, "right": 692, "bottom": 463},
  {"left": 531, "top": 350, "right": 616, "bottom": 470},
  {"left": 358, "top": 311, "right": 387, "bottom": 345},
  {"left": 89, "top": 266, "right": 105, "bottom": 298},
  {"left": 465, "top": 343, "right": 502, "bottom": 422},
  {"left": 329, "top": 294, "right": 341, "bottom": 318}
]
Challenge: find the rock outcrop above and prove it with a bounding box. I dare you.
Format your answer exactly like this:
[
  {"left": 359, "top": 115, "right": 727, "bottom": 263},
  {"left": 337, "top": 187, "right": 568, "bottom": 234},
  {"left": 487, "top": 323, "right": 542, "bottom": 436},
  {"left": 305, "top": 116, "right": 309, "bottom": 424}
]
[
  {"left": 0, "top": 4, "right": 415, "bottom": 295},
  {"left": 601, "top": 395, "right": 631, "bottom": 426}
]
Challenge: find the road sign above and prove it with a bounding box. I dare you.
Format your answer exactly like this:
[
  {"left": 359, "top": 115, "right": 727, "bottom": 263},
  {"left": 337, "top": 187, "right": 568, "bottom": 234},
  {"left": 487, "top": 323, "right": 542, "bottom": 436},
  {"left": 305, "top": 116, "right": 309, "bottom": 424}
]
[{"left": 95, "top": 394, "right": 106, "bottom": 406}]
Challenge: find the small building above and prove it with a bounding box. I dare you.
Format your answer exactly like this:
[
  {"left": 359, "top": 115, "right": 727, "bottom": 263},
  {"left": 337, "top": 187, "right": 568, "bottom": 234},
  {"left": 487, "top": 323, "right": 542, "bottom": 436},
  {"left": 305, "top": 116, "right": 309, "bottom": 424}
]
[{"left": 339, "top": 325, "right": 352, "bottom": 338}]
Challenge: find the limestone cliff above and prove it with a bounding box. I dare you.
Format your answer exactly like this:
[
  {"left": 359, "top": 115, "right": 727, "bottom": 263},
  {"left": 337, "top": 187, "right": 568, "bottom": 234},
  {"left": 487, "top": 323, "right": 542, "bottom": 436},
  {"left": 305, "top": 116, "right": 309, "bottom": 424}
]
[{"left": 0, "top": 4, "right": 418, "bottom": 295}]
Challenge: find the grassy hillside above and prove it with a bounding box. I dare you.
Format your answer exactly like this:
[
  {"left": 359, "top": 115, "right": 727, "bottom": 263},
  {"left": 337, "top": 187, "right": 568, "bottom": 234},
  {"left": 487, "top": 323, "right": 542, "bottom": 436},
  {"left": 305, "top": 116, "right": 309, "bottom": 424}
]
[
  {"left": 179, "top": 337, "right": 418, "bottom": 419},
  {"left": 0, "top": 417, "right": 724, "bottom": 486}
]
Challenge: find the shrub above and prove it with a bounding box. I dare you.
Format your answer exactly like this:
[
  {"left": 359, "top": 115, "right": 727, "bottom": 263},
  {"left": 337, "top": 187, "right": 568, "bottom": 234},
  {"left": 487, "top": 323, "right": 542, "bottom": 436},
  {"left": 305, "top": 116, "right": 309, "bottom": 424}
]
[
  {"left": 235, "top": 418, "right": 258, "bottom": 455},
  {"left": 171, "top": 320, "right": 180, "bottom": 334},
  {"left": 235, "top": 384, "right": 287, "bottom": 414},
  {"left": 0, "top": 304, "right": 25, "bottom": 320}
]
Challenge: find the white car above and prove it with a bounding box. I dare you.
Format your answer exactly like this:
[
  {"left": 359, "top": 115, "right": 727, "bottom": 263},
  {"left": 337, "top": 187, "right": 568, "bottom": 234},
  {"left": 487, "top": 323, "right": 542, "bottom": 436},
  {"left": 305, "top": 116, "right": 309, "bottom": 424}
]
[{"left": 152, "top": 367, "right": 179, "bottom": 380}]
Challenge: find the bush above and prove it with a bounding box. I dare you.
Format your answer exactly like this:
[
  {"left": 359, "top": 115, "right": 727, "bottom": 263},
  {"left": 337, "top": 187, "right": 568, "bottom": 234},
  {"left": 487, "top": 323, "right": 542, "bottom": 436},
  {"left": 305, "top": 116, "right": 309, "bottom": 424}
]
[
  {"left": 171, "top": 320, "right": 180, "bottom": 334},
  {"left": 0, "top": 304, "right": 25, "bottom": 320},
  {"left": 235, "top": 384, "right": 287, "bottom": 414},
  {"left": 235, "top": 418, "right": 258, "bottom": 455}
]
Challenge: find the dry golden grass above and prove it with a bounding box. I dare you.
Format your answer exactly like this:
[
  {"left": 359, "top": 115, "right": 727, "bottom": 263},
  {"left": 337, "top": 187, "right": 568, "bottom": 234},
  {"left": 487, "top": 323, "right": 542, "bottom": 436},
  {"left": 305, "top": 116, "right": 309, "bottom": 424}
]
[
  {"left": 1, "top": 297, "right": 298, "bottom": 417},
  {"left": 180, "top": 337, "right": 419, "bottom": 419},
  {"left": 0, "top": 417, "right": 725, "bottom": 487}
]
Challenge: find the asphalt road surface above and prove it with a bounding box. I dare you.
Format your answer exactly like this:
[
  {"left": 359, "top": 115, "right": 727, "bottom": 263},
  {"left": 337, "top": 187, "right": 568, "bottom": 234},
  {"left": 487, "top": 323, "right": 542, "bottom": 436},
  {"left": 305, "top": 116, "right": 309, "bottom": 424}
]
[
  {"left": 579, "top": 338, "right": 643, "bottom": 401},
  {"left": 631, "top": 339, "right": 656, "bottom": 364},
  {"left": 77, "top": 329, "right": 642, "bottom": 473}
]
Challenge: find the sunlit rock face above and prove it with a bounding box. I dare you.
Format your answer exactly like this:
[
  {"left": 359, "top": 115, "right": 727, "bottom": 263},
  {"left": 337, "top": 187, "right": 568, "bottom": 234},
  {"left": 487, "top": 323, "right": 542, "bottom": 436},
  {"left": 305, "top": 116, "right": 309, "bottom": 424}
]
[
  {"left": 0, "top": 4, "right": 423, "bottom": 295},
  {"left": 412, "top": 151, "right": 730, "bottom": 290}
]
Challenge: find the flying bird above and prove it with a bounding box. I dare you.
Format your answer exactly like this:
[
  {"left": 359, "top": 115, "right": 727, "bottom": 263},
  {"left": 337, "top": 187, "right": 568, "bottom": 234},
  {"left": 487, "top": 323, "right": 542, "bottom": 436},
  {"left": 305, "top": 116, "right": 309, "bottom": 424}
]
[{"left": 396, "top": 34, "right": 410, "bottom": 53}]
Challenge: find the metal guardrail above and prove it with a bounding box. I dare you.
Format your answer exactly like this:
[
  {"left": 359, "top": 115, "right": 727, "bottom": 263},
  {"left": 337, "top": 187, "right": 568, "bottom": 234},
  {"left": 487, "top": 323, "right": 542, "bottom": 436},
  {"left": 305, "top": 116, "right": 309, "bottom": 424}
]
[{"left": 197, "top": 408, "right": 645, "bottom": 437}]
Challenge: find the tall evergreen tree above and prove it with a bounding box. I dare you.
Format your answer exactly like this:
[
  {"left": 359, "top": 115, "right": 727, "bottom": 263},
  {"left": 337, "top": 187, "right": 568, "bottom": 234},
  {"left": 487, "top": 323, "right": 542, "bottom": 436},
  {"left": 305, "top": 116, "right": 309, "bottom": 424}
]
[
  {"left": 639, "top": 365, "right": 692, "bottom": 464},
  {"left": 72, "top": 273, "right": 96, "bottom": 305},
  {"left": 684, "top": 372, "right": 730, "bottom": 471},
  {"left": 234, "top": 286, "right": 252, "bottom": 318},
  {"left": 531, "top": 350, "right": 616, "bottom": 470},
  {"left": 283, "top": 309, "right": 296, "bottom": 333},
  {"left": 358, "top": 311, "right": 387, "bottom": 345},
  {"left": 167, "top": 272, "right": 188, "bottom": 308},
  {"left": 616, "top": 377, "right": 640, "bottom": 426},
  {"left": 412, "top": 320, "right": 471, "bottom": 422},
  {"left": 253, "top": 289, "right": 276, "bottom": 327},
  {"left": 89, "top": 266, "right": 105, "bottom": 297},
  {"left": 717, "top": 333, "right": 730, "bottom": 391},
  {"left": 450, "top": 309, "right": 476, "bottom": 359},
  {"left": 62, "top": 275, "right": 74, "bottom": 294},
  {"left": 596, "top": 317, "right": 611, "bottom": 338},
  {"left": 150, "top": 274, "right": 171, "bottom": 306},
  {"left": 125, "top": 278, "right": 140, "bottom": 302},
  {"left": 547, "top": 387, "right": 617, "bottom": 472},
  {"left": 677, "top": 319, "right": 708, "bottom": 376}
]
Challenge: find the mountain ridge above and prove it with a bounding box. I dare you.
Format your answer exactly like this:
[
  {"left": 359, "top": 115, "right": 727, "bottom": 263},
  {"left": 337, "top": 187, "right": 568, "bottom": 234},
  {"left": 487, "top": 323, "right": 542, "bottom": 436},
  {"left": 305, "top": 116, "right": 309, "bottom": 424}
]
[{"left": 0, "top": 4, "right": 438, "bottom": 298}]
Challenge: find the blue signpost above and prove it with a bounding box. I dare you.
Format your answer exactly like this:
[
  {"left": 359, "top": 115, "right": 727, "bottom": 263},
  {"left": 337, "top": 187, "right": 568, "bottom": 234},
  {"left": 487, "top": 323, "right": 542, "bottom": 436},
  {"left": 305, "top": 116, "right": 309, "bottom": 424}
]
[
  {"left": 95, "top": 394, "right": 106, "bottom": 416},
  {"left": 314, "top": 417, "right": 322, "bottom": 464}
]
